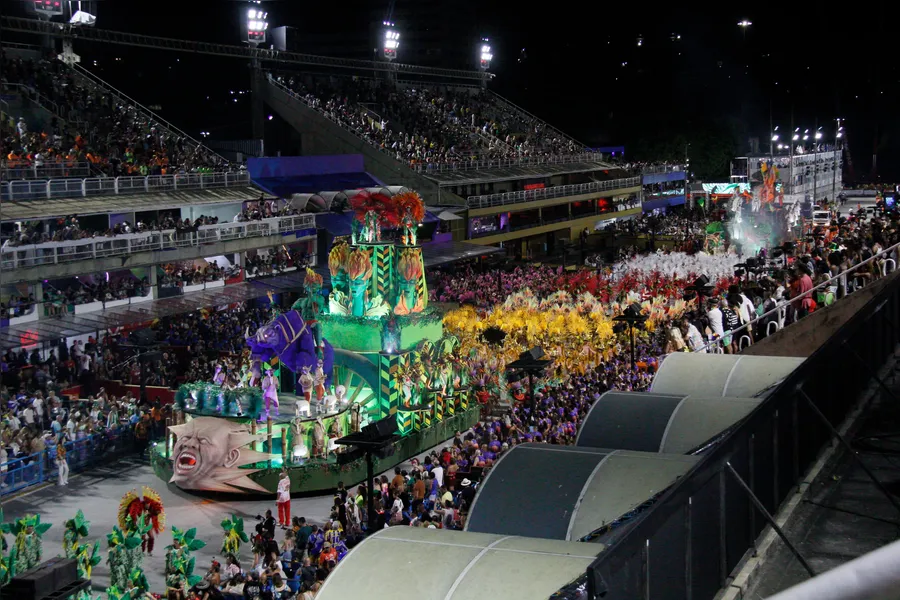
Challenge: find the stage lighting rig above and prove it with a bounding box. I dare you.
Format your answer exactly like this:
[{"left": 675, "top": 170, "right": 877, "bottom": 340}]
[
  {"left": 383, "top": 21, "right": 400, "bottom": 61},
  {"left": 479, "top": 38, "right": 493, "bottom": 70},
  {"left": 32, "top": 0, "right": 64, "bottom": 17},
  {"left": 246, "top": 2, "right": 269, "bottom": 45}
]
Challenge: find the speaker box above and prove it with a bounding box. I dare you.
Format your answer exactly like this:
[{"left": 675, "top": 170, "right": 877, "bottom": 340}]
[
  {"left": 362, "top": 415, "right": 397, "bottom": 440},
  {"left": 6, "top": 557, "right": 78, "bottom": 600},
  {"left": 337, "top": 447, "right": 364, "bottom": 465}
]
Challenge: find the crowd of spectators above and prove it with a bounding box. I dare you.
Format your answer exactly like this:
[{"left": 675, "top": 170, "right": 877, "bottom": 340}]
[
  {"left": 679, "top": 209, "right": 900, "bottom": 353},
  {"left": 275, "top": 74, "right": 586, "bottom": 170},
  {"left": 43, "top": 274, "right": 151, "bottom": 314},
  {"left": 158, "top": 261, "right": 236, "bottom": 289},
  {"left": 1, "top": 196, "right": 304, "bottom": 250},
  {"left": 245, "top": 247, "right": 310, "bottom": 278},
  {"left": 1, "top": 53, "right": 229, "bottom": 178}
]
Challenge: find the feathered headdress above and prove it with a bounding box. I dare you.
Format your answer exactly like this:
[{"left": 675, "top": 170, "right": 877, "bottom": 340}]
[
  {"left": 394, "top": 191, "right": 425, "bottom": 223},
  {"left": 304, "top": 267, "right": 323, "bottom": 287},
  {"left": 349, "top": 190, "right": 401, "bottom": 227}
]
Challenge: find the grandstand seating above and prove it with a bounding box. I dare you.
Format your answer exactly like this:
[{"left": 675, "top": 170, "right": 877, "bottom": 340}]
[
  {"left": 0, "top": 53, "right": 229, "bottom": 179},
  {"left": 271, "top": 73, "right": 590, "bottom": 171}
]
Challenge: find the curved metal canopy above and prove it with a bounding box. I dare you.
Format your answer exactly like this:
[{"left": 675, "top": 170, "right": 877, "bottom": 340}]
[
  {"left": 575, "top": 391, "right": 762, "bottom": 454},
  {"left": 465, "top": 444, "right": 698, "bottom": 541},
  {"left": 316, "top": 527, "right": 601, "bottom": 600},
  {"left": 650, "top": 353, "right": 804, "bottom": 397}
]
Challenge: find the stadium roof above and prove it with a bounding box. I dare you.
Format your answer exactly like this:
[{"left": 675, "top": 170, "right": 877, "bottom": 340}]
[
  {"left": 316, "top": 527, "right": 600, "bottom": 600},
  {"left": 0, "top": 186, "right": 262, "bottom": 222},
  {"left": 465, "top": 444, "right": 698, "bottom": 541},
  {"left": 575, "top": 391, "right": 762, "bottom": 454},
  {"left": 425, "top": 160, "right": 615, "bottom": 186},
  {"left": 0, "top": 283, "right": 272, "bottom": 352},
  {"left": 650, "top": 353, "right": 806, "bottom": 398}
]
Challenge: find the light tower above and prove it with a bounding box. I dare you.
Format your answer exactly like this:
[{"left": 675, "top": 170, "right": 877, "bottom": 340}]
[
  {"left": 246, "top": 1, "right": 269, "bottom": 45},
  {"left": 383, "top": 21, "right": 400, "bottom": 61},
  {"left": 479, "top": 38, "right": 493, "bottom": 70},
  {"left": 244, "top": 1, "right": 268, "bottom": 140}
]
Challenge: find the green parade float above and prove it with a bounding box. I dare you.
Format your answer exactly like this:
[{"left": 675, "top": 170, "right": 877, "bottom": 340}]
[{"left": 152, "top": 189, "right": 479, "bottom": 496}]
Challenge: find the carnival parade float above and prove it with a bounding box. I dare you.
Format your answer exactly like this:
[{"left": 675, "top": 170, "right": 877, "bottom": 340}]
[{"left": 151, "top": 190, "right": 479, "bottom": 495}]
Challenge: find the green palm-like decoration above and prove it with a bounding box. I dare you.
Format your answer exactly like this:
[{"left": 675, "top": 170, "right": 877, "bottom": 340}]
[
  {"left": 106, "top": 523, "right": 145, "bottom": 592},
  {"left": 220, "top": 515, "right": 249, "bottom": 557},
  {"left": 166, "top": 526, "right": 206, "bottom": 591},
  {"left": 64, "top": 510, "right": 91, "bottom": 559},
  {"left": 169, "top": 526, "right": 206, "bottom": 552},
  {"left": 1, "top": 508, "right": 12, "bottom": 584},
  {"left": 127, "top": 567, "right": 150, "bottom": 594},
  {"left": 9, "top": 514, "right": 51, "bottom": 575},
  {"left": 103, "top": 586, "right": 138, "bottom": 600}
]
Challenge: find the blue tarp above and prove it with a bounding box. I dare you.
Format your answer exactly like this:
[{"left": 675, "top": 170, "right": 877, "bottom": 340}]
[
  {"left": 247, "top": 155, "right": 385, "bottom": 198},
  {"left": 642, "top": 171, "right": 687, "bottom": 185},
  {"left": 642, "top": 194, "right": 686, "bottom": 212}
]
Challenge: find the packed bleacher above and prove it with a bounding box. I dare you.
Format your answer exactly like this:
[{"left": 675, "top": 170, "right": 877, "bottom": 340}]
[
  {"left": 1, "top": 196, "right": 306, "bottom": 249},
  {"left": 274, "top": 73, "right": 586, "bottom": 170},
  {"left": 1, "top": 52, "right": 230, "bottom": 178}
]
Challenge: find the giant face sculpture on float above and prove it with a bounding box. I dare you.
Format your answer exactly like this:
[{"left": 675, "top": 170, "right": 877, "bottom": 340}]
[{"left": 168, "top": 418, "right": 274, "bottom": 493}]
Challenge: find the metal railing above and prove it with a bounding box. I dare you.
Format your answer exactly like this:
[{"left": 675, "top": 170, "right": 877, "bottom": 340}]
[
  {"left": 0, "top": 170, "right": 250, "bottom": 201},
  {"left": 641, "top": 163, "right": 685, "bottom": 175},
  {"left": 269, "top": 74, "right": 395, "bottom": 163},
  {"left": 488, "top": 90, "right": 587, "bottom": 150},
  {"left": 1, "top": 424, "right": 135, "bottom": 496},
  {"left": 416, "top": 151, "right": 610, "bottom": 174},
  {"left": 583, "top": 253, "right": 900, "bottom": 600},
  {"left": 1, "top": 161, "right": 91, "bottom": 180},
  {"left": 0, "top": 213, "right": 315, "bottom": 270},
  {"left": 0, "top": 82, "right": 89, "bottom": 133},
  {"left": 695, "top": 241, "right": 900, "bottom": 354},
  {"left": 71, "top": 63, "right": 228, "bottom": 164},
  {"left": 467, "top": 177, "right": 640, "bottom": 209}
]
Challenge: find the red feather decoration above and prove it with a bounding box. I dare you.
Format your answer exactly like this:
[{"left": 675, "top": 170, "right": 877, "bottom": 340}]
[{"left": 393, "top": 191, "right": 426, "bottom": 223}]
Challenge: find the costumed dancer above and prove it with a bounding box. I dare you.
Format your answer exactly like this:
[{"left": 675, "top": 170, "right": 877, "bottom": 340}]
[
  {"left": 327, "top": 416, "right": 343, "bottom": 456},
  {"left": 212, "top": 364, "right": 226, "bottom": 386},
  {"left": 312, "top": 417, "right": 326, "bottom": 459},
  {"left": 349, "top": 403, "right": 362, "bottom": 433},
  {"left": 299, "top": 366, "right": 314, "bottom": 406},
  {"left": 291, "top": 418, "right": 308, "bottom": 462},
  {"left": 249, "top": 360, "right": 262, "bottom": 388},
  {"left": 335, "top": 385, "right": 347, "bottom": 408},
  {"left": 262, "top": 368, "right": 279, "bottom": 420},
  {"left": 164, "top": 536, "right": 184, "bottom": 597},
  {"left": 293, "top": 268, "right": 326, "bottom": 359},
  {"left": 314, "top": 359, "right": 327, "bottom": 406}
]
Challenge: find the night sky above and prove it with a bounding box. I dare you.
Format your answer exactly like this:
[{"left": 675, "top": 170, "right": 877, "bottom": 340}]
[{"left": 2, "top": 0, "right": 896, "bottom": 180}]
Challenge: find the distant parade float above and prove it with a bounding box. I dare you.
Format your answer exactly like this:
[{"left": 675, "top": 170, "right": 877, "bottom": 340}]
[{"left": 152, "top": 190, "right": 479, "bottom": 495}]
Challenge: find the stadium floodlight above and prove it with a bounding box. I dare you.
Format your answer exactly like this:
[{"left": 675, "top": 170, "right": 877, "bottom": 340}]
[
  {"left": 479, "top": 38, "right": 493, "bottom": 70},
  {"left": 246, "top": 1, "right": 268, "bottom": 45},
  {"left": 383, "top": 21, "right": 400, "bottom": 61}
]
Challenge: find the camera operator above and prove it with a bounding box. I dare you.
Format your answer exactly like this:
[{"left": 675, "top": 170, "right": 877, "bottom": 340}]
[{"left": 255, "top": 510, "right": 276, "bottom": 539}]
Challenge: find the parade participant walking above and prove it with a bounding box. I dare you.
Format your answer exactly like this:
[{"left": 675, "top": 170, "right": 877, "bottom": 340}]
[
  {"left": 55, "top": 436, "right": 69, "bottom": 486},
  {"left": 276, "top": 469, "right": 291, "bottom": 528}
]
